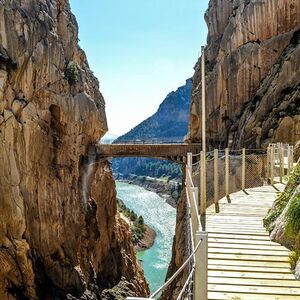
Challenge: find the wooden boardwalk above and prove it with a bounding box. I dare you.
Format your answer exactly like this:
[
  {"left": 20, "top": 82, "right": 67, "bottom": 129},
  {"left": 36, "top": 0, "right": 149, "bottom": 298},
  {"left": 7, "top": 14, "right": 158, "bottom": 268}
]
[{"left": 206, "top": 184, "right": 300, "bottom": 300}]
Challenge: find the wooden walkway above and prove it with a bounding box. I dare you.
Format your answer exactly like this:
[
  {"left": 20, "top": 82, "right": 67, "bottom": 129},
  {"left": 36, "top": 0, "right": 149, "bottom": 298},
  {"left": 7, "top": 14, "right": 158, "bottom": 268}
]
[{"left": 206, "top": 184, "right": 300, "bottom": 300}]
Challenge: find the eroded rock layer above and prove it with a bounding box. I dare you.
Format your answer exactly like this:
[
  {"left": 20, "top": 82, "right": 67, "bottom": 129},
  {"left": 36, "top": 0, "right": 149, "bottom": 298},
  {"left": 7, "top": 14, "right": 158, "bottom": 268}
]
[
  {"left": 0, "top": 1, "right": 148, "bottom": 299},
  {"left": 188, "top": 0, "right": 300, "bottom": 148}
]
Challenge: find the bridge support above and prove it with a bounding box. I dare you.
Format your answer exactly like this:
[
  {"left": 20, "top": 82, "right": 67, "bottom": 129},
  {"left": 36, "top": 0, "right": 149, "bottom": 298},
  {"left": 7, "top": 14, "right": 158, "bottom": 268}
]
[{"left": 194, "top": 231, "right": 208, "bottom": 300}]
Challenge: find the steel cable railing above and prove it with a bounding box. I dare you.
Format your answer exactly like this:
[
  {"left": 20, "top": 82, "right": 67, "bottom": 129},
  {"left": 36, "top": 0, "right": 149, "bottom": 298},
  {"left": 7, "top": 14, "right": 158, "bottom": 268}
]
[{"left": 149, "top": 239, "right": 202, "bottom": 299}]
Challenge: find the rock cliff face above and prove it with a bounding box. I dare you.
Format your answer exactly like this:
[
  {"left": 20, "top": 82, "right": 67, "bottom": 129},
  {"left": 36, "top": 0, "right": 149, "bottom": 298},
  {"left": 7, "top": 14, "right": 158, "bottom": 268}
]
[
  {"left": 164, "top": 1, "right": 300, "bottom": 299},
  {"left": 188, "top": 0, "right": 300, "bottom": 148},
  {"left": 0, "top": 1, "right": 148, "bottom": 299}
]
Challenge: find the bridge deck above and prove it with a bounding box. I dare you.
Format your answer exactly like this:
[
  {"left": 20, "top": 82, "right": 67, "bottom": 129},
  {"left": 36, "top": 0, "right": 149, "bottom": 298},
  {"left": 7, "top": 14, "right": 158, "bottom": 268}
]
[
  {"left": 206, "top": 184, "right": 300, "bottom": 300},
  {"left": 93, "top": 143, "right": 201, "bottom": 162}
]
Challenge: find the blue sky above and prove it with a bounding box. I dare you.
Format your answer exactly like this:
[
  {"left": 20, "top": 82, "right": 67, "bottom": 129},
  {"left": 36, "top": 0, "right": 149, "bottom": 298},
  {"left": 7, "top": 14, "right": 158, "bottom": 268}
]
[{"left": 69, "top": 0, "right": 209, "bottom": 136}]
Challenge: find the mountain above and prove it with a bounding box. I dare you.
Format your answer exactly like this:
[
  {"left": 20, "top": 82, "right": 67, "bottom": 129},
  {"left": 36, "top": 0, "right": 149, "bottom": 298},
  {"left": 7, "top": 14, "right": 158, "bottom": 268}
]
[
  {"left": 115, "top": 79, "right": 192, "bottom": 143},
  {"left": 112, "top": 79, "right": 192, "bottom": 180}
]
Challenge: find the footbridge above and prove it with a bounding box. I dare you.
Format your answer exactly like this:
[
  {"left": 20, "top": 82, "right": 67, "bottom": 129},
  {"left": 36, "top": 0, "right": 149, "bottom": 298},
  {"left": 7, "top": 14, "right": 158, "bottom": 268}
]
[
  {"left": 126, "top": 143, "right": 300, "bottom": 300},
  {"left": 91, "top": 143, "right": 201, "bottom": 163}
]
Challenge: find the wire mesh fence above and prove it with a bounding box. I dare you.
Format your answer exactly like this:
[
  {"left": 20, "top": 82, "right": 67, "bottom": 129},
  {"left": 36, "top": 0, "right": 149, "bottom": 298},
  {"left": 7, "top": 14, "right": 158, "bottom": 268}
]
[{"left": 187, "top": 144, "right": 294, "bottom": 215}]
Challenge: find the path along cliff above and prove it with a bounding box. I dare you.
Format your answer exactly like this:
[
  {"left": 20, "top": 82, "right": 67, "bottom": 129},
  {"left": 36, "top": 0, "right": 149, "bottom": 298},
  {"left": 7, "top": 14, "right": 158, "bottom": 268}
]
[
  {"left": 162, "top": 1, "right": 300, "bottom": 299},
  {"left": 0, "top": 1, "right": 148, "bottom": 299}
]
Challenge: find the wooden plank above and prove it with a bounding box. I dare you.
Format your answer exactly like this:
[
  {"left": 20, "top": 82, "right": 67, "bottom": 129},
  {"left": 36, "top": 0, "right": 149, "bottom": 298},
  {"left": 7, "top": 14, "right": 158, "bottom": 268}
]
[
  {"left": 208, "top": 253, "right": 289, "bottom": 262},
  {"left": 208, "top": 259, "right": 290, "bottom": 268},
  {"left": 208, "top": 284, "right": 300, "bottom": 295},
  {"left": 208, "top": 242, "right": 288, "bottom": 251},
  {"left": 208, "top": 247, "right": 289, "bottom": 256},
  {"left": 208, "top": 270, "right": 295, "bottom": 280},
  {"left": 208, "top": 264, "right": 292, "bottom": 273},
  {"left": 208, "top": 291, "right": 300, "bottom": 300},
  {"left": 208, "top": 233, "right": 272, "bottom": 240},
  {"left": 207, "top": 227, "right": 269, "bottom": 233},
  {"left": 207, "top": 223, "right": 268, "bottom": 230},
  {"left": 208, "top": 237, "right": 280, "bottom": 245},
  {"left": 208, "top": 277, "right": 300, "bottom": 287},
  {"left": 208, "top": 230, "right": 269, "bottom": 236}
]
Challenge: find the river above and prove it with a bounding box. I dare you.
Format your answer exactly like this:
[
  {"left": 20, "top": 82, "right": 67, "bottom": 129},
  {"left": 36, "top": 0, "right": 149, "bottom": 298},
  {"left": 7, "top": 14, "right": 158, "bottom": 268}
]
[{"left": 116, "top": 181, "right": 176, "bottom": 293}]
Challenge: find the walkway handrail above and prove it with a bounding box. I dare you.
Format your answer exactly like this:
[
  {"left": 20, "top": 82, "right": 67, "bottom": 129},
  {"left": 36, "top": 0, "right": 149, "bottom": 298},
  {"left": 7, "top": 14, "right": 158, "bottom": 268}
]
[
  {"left": 175, "top": 267, "right": 195, "bottom": 300},
  {"left": 150, "top": 239, "right": 202, "bottom": 299}
]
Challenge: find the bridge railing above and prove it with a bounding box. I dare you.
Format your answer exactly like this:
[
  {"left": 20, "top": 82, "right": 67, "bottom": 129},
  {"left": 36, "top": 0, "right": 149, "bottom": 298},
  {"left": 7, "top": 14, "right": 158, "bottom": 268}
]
[{"left": 127, "top": 143, "right": 294, "bottom": 300}]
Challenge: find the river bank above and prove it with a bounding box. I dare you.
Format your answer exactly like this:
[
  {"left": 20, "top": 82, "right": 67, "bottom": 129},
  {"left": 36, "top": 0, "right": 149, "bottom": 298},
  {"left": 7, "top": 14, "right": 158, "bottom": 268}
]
[
  {"left": 116, "top": 182, "right": 176, "bottom": 293},
  {"left": 118, "top": 198, "right": 157, "bottom": 251},
  {"left": 114, "top": 173, "right": 181, "bottom": 208},
  {"left": 135, "top": 224, "right": 156, "bottom": 251}
]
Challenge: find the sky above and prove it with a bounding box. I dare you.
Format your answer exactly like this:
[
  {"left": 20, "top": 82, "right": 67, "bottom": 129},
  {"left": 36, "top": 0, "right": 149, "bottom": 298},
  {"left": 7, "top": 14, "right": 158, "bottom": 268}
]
[{"left": 69, "top": 0, "right": 209, "bottom": 136}]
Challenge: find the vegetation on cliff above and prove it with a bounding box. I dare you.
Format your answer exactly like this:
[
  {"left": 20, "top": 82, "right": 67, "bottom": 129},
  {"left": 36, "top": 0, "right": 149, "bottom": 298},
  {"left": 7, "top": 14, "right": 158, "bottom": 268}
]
[
  {"left": 264, "top": 163, "right": 300, "bottom": 274},
  {"left": 117, "top": 199, "right": 156, "bottom": 250}
]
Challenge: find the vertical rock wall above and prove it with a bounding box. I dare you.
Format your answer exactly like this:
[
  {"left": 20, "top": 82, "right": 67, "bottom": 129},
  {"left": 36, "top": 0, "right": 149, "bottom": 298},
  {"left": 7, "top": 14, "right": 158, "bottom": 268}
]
[
  {"left": 188, "top": 0, "right": 300, "bottom": 148},
  {"left": 0, "top": 1, "right": 148, "bottom": 299},
  {"left": 164, "top": 1, "right": 300, "bottom": 299}
]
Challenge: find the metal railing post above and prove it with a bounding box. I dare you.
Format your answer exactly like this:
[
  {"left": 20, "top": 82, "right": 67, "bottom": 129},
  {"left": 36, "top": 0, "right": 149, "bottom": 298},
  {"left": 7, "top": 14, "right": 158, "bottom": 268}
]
[
  {"left": 200, "top": 151, "right": 206, "bottom": 215},
  {"left": 242, "top": 148, "right": 246, "bottom": 191},
  {"left": 270, "top": 146, "right": 274, "bottom": 185},
  {"left": 194, "top": 231, "right": 208, "bottom": 300},
  {"left": 225, "top": 148, "right": 230, "bottom": 202},
  {"left": 214, "top": 149, "right": 219, "bottom": 213},
  {"left": 186, "top": 152, "right": 193, "bottom": 187}
]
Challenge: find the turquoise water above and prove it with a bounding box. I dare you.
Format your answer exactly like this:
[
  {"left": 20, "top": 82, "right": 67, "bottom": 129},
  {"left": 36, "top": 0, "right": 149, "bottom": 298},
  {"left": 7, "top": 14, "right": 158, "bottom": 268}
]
[{"left": 116, "top": 181, "right": 176, "bottom": 293}]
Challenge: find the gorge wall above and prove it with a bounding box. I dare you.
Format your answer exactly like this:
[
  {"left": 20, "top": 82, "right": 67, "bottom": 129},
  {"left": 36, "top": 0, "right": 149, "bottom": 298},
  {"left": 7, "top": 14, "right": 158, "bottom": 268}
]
[
  {"left": 0, "top": 1, "right": 148, "bottom": 299},
  {"left": 188, "top": 0, "right": 300, "bottom": 149},
  {"left": 163, "top": 1, "right": 300, "bottom": 299}
]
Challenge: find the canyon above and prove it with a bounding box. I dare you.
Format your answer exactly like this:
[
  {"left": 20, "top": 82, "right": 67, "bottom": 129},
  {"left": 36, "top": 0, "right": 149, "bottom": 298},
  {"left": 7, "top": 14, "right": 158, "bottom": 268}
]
[{"left": 1, "top": 0, "right": 300, "bottom": 299}]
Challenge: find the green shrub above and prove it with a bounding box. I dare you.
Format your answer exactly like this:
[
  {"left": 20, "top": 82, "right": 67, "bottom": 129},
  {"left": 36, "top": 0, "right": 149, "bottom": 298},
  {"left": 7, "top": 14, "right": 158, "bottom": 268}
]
[
  {"left": 264, "top": 164, "right": 300, "bottom": 232},
  {"left": 138, "top": 216, "right": 144, "bottom": 225},
  {"left": 65, "top": 61, "right": 79, "bottom": 83},
  {"left": 289, "top": 250, "right": 300, "bottom": 270},
  {"left": 286, "top": 194, "right": 300, "bottom": 234}
]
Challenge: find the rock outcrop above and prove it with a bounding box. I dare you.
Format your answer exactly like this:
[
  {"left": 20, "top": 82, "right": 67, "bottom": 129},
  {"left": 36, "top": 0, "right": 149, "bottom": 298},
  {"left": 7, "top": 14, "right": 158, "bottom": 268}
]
[
  {"left": 0, "top": 1, "right": 148, "bottom": 299},
  {"left": 188, "top": 0, "right": 300, "bottom": 148}
]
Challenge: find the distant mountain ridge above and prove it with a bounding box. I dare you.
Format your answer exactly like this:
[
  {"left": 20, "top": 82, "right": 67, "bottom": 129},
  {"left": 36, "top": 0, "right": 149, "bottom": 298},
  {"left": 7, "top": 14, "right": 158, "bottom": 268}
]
[
  {"left": 114, "top": 79, "right": 192, "bottom": 143},
  {"left": 112, "top": 79, "right": 191, "bottom": 181}
]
